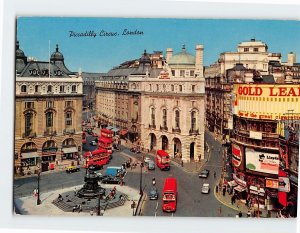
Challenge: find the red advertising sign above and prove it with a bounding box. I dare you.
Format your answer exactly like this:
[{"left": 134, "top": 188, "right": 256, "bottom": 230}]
[{"left": 232, "top": 144, "right": 242, "bottom": 167}]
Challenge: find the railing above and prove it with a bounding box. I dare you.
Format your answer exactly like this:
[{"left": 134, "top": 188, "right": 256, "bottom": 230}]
[
  {"left": 189, "top": 129, "right": 199, "bottom": 135},
  {"left": 149, "top": 124, "right": 156, "bottom": 130},
  {"left": 63, "top": 128, "right": 75, "bottom": 135},
  {"left": 160, "top": 125, "right": 168, "bottom": 131},
  {"left": 44, "top": 128, "right": 57, "bottom": 136},
  {"left": 172, "top": 127, "right": 181, "bottom": 133},
  {"left": 22, "top": 131, "right": 37, "bottom": 138}
]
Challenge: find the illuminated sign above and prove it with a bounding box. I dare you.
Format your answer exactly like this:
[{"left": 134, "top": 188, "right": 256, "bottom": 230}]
[
  {"left": 265, "top": 178, "right": 279, "bottom": 189},
  {"left": 232, "top": 144, "right": 242, "bottom": 167},
  {"left": 237, "top": 86, "right": 300, "bottom": 97}
]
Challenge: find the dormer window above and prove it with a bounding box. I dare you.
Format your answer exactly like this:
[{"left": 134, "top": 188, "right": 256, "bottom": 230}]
[
  {"left": 253, "top": 48, "right": 259, "bottom": 52},
  {"left": 21, "top": 85, "right": 27, "bottom": 93}
]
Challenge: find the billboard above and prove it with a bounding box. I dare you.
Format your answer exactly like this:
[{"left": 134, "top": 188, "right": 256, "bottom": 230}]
[
  {"left": 245, "top": 148, "right": 279, "bottom": 174},
  {"left": 232, "top": 144, "right": 242, "bottom": 167}
]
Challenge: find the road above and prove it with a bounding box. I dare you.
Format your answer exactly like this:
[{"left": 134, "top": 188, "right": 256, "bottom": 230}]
[{"left": 14, "top": 129, "right": 239, "bottom": 217}]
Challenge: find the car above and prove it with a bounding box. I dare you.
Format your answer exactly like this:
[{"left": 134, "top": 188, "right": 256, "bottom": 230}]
[
  {"left": 149, "top": 188, "right": 159, "bottom": 200},
  {"left": 88, "top": 165, "right": 103, "bottom": 171},
  {"left": 147, "top": 160, "right": 155, "bottom": 170},
  {"left": 144, "top": 157, "right": 151, "bottom": 164},
  {"left": 199, "top": 169, "right": 210, "bottom": 178},
  {"left": 66, "top": 165, "right": 80, "bottom": 173},
  {"left": 201, "top": 183, "right": 210, "bottom": 194},
  {"left": 101, "top": 175, "right": 121, "bottom": 184},
  {"left": 90, "top": 140, "right": 97, "bottom": 146}
]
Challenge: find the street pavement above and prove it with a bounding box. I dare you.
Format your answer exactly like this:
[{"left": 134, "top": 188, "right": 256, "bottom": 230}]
[{"left": 14, "top": 117, "right": 243, "bottom": 217}]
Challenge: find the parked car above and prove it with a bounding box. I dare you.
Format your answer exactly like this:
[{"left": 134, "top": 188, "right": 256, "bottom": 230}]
[
  {"left": 149, "top": 187, "right": 159, "bottom": 200},
  {"left": 147, "top": 160, "right": 155, "bottom": 170},
  {"left": 90, "top": 140, "right": 97, "bottom": 146},
  {"left": 201, "top": 183, "right": 210, "bottom": 194},
  {"left": 101, "top": 175, "right": 121, "bottom": 184},
  {"left": 66, "top": 165, "right": 80, "bottom": 173},
  {"left": 88, "top": 165, "right": 103, "bottom": 171},
  {"left": 199, "top": 169, "right": 210, "bottom": 178}
]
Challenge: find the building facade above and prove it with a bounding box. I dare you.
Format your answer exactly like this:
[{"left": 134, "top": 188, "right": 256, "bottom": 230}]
[
  {"left": 15, "top": 42, "right": 83, "bottom": 175},
  {"left": 95, "top": 46, "right": 205, "bottom": 162},
  {"left": 231, "top": 83, "right": 299, "bottom": 216}
]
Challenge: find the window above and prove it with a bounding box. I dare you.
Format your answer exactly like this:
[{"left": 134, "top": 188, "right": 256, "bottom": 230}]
[
  {"left": 21, "top": 85, "right": 27, "bottom": 93},
  {"left": 65, "top": 111, "right": 72, "bottom": 127},
  {"left": 192, "top": 85, "right": 195, "bottom": 93},
  {"left": 46, "top": 112, "right": 53, "bottom": 128},
  {"left": 171, "top": 70, "right": 175, "bottom": 76},
  {"left": 171, "top": 85, "right": 174, "bottom": 91},
  {"left": 25, "top": 112, "right": 33, "bottom": 135},
  {"left": 180, "top": 70, "right": 185, "bottom": 77},
  {"left": 175, "top": 110, "right": 180, "bottom": 128},
  {"left": 25, "top": 101, "right": 34, "bottom": 109},
  {"left": 191, "top": 111, "right": 196, "bottom": 131},
  {"left": 151, "top": 108, "right": 155, "bottom": 126},
  {"left": 65, "top": 101, "right": 73, "bottom": 108},
  {"left": 179, "top": 85, "right": 183, "bottom": 92},
  {"left": 71, "top": 85, "right": 77, "bottom": 93},
  {"left": 253, "top": 48, "right": 259, "bottom": 52},
  {"left": 46, "top": 101, "right": 54, "bottom": 108},
  {"left": 47, "top": 85, "right": 53, "bottom": 93},
  {"left": 163, "top": 109, "right": 167, "bottom": 128},
  {"left": 35, "top": 85, "right": 39, "bottom": 93},
  {"left": 244, "top": 48, "right": 249, "bottom": 52},
  {"left": 149, "top": 84, "right": 152, "bottom": 91},
  {"left": 60, "top": 85, "right": 65, "bottom": 93},
  {"left": 190, "top": 70, "right": 194, "bottom": 77},
  {"left": 157, "top": 84, "right": 159, "bottom": 91}
]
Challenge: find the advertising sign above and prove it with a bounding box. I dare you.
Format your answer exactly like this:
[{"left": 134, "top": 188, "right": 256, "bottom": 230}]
[
  {"left": 265, "top": 178, "right": 279, "bottom": 189},
  {"left": 278, "top": 177, "right": 290, "bottom": 193},
  {"left": 249, "top": 131, "right": 262, "bottom": 140},
  {"left": 245, "top": 148, "right": 279, "bottom": 174},
  {"left": 232, "top": 144, "right": 242, "bottom": 167}
]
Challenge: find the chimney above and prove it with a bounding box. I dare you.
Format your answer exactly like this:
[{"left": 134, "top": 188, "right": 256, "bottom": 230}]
[
  {"left": 195, "top": 44, "right": 204, "bottom": 78},
  {"left": 166, "top": 48, "right": 173, "bottom": 63},
  {"left": 288, "top": 52, "right": 296, "bottom": 66}
]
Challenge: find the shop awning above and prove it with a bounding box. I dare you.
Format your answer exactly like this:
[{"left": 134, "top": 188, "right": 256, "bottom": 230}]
[
  {"left": 234, "top": 185, "right": 247, "bottom": 192},
  {"left": 62, "top": 147, "right": 78, "bottom": 153},
  {"left": 119, "top": 129, "right": 128, "bottom": 135},
  {"left": 228, "top": 180, "right": 238, "bottom": 187},
  {"left": 21, "top": 152, "right": 39, "bottom": 159}
]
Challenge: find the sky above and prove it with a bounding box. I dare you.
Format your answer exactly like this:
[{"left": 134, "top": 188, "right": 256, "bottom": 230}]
[{"left": 17, "top": 17, "right": 300, "bottom": 73}]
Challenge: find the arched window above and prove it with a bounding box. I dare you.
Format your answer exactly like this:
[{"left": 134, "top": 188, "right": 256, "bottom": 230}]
[
  {"left": 25, "top": 112, "right": 33, "bottom": 136},
  {"left": 191, "top": 111, "right": 196, "bottom": 131},
  {"left": 35, "top": 85, "right": 39, "bottom": 93},
  {"left": 71, "top": 85, "right": 77, "bottom": 93},
  {"left": 151, "top": 108, "right": 155, "bottom": 126},
  {"left": 171, "top": 85, "right": 174, "bottom": 91},
  {"left": 175, "top": 110, "right": 180, "bottom": 129},
  {"left": 60, "top": 85, "right": 65, "bottom": 93},
  {"left": 179, "top": 85, "right": 183, "bottom": 92},
  {"left": 46, "top": 112, "right": 53, "bottom": 128},
  {"left": 65, "top": 111, "right": 72, "bottom": 128},
  {"left": 21, "top": 85, "right": 27, "bottom": 93},
  {"left": 47, "top": 85, "right": 53, "bottom": 93},
  {"left": 163, "top": 109, "right": 167, "bottom": 128},
  {"left": 149, "top": 84, "right": 152, "bottom": 91}
]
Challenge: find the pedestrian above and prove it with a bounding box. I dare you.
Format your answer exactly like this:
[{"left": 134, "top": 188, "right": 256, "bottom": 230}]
[
  {"left": 181, "top": 160, "right": 183, "bottom": 167},
  {"left": 238, "top": 211, "right": 242, "bottom": 218},
  {"left": 214, "top": 171, "right": 216, "bottom": 178},
  {"left": 231, "top": 196, "right": 234, "bottom": 205},
  {"left": 218, "top": 206, "right": 222, "bottom": 215},
  {"left": 216, "top": 186, "right": 219, "bottom": 193},
  {"left": 247, "top": 211, "right": 251, "bottom": 218},
  {"left": 222, "top": 187, "right": 226, "bottom": 196},
  {"left": 90, "top": 210, "right": 94, "bottom": 216}
]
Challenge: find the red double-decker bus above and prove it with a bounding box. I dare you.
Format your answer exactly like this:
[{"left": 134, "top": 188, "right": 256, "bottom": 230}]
[
  {"left": 162, "top": 177, "right": 177, "bottom": 212},
  {"left": 100, "top": 128, "right": 113, "bottom": 139},
  {"left": 98, "top": 137, "right": 113, "bottom": 154},
  {"left": 83, "top": 149, "right": 109, "bottom": 168},
  {"left": 156, "top": 150, "right": 170, "bottom": 170}
]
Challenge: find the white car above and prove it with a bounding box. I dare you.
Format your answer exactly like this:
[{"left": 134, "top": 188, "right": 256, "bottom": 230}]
[
  {"left": 201, "top": 183, "right": 210, "bottom": 194},
  {"left": 144, "top": 157, "right": 151, "bottom": 164},
  {"left": 90, "top": 140, "right": 97, "bottom": 146}
]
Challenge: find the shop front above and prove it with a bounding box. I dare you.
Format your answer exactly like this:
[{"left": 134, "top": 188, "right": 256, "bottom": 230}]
[
  {"left": 61, "top": 138, "right": 78, "bottom": 160},
  {"left": 42, "top": 140, "right": 57, "bottom": 163},
  {"left": 232, "top": 173, "right": 248, "bottom": 200}
]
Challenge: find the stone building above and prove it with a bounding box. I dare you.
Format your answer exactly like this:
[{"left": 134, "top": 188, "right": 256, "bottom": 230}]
[
  {"left": 15, "top": 42, "right": 83, "bottom": 175},
  {"left": 95, "top": 46, "right": 205, "bottom": 162}
]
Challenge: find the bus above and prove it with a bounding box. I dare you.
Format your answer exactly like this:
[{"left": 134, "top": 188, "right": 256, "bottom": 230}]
[
  {"left": 83, "top": 148, "right": 110, "bottom": 168},
  {"left": 100, "top": 128, "right": 113, "bottom": 139},
  {"left": 162, "top": 177, "right": 177, "bottom": 212},
  {"left": 98, "top": 137, "right": 113, "bottom": 154},
  {"left": 156, "top": 150, "right": 170, "bottom": 170}
]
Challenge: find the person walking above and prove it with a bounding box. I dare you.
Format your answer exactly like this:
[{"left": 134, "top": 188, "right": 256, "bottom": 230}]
[{"left": 214, "top": 171, "right": 216, "bottom": 179}]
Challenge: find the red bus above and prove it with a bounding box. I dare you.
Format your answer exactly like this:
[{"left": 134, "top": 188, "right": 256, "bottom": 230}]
[
  {"left": 162, "top": 177, "right": 177, "bottom": 212},
  {"left": 156, "top": 150, "right": 170, "bottom": 170},
  {"left": 83, "top": 148, "right": 110, "bottom": 168},
  {"left": 100, "top": 128, "right": 113, "bottom": 139},
  {"left": 82, "top": 132, "right": 87, "bottom": 144},
  {"left": 98, "top": 137, "right": 113, "bottom": 154}
]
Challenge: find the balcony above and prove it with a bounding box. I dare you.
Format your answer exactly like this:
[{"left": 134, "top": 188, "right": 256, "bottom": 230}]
[
  {"left": 189, "top": 129, "right": 199, "bottom": 135},
  {"left": 149, "top": 124, "right": 156, "bottom": 130},
  {"left": 172, "top": 127, "right": 181, "bottom": 133},
  {"left": 63, "top": 128, "right": 75, "bottom": 135},
  {"left": 160, "top": 125, "right": 168, "bottom": 132},
  {"left": 22, "top": 131, "right": 37, "bottom": 139},
  {"left": 44, "top": 128, "right": 57, "bottom": 136}
]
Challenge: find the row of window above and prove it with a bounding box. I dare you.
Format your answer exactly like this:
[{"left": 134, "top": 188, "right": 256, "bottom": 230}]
[
  {"left": 150, "top": 108, "right": 197, "bottom": 131},
  {"left": 20, "top": 84, "right": 77, "bottom": 94},
  {"left": 24, "top": 101, "right": 74, "bottom": 109},
  {"left": 170, "top": 70, "right": 195, "bottom": 77},
  {"left": 148, "top": 84, "right": 196, "bottom": 92}
]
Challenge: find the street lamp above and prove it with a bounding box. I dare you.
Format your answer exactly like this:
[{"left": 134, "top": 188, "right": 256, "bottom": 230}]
[
  {"left": 140, "top": 161, "right": 144, "bottom": 195},
  {"left": 37, "top": 166, "right": 41, "bottom": 205},
  {"left": 256, "top": 184, "right": 260, "bottom": 218},
  {"left": 97, "top": 194, "right": 101, "bottom": 216}
]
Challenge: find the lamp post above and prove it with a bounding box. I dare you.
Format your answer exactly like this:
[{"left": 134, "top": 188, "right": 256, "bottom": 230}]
[
  {"left": 140, "top": 161, "right": 144, "bottom": 195},
  {"left": 257, "top": 184, "right": 260, "bottom": 218},
  {"left": 37, "top": 165, "right": 41, "bottom": 205},
  {"left": 97, "top": 194, "right": 101, "bottom": 216}
]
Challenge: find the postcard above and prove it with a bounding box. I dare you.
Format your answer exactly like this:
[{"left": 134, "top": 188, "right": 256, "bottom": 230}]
[{"left": 13, "top": 17, "right": 299, "bottom": 219}]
